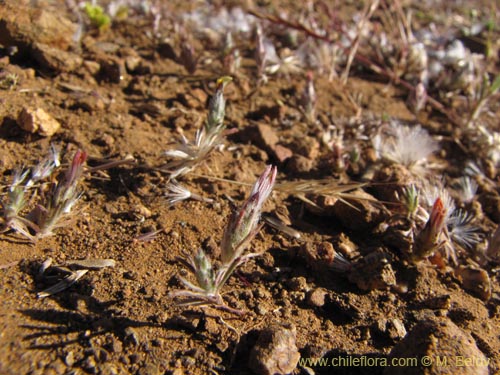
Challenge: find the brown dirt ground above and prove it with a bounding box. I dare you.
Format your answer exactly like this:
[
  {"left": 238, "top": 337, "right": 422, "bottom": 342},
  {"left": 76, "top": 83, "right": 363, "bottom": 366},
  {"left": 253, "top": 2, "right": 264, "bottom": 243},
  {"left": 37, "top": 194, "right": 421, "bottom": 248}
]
[{"left": 0, "top": 1, "right": 499, "bottom": 375}]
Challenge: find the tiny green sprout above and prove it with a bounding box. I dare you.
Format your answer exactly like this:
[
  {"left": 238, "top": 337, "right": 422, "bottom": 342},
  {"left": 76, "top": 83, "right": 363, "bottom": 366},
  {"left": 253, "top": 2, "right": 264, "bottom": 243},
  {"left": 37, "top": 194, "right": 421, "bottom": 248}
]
[
  {"left": 402, "top": 184, "right": 419, "bottom": 218},
  {"left": 83, "top": 3, "right": 111, "bottom": 31}
]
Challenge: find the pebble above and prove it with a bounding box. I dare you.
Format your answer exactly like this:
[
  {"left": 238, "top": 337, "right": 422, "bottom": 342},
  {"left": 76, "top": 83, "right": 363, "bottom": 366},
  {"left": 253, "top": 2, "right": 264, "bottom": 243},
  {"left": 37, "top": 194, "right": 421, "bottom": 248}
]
[
  {"left": 64, "top": 351, "right": 75, "bottom": 367},
  {"left": 306, "top": 288, "right": 327, "bottom": 307},
  {"left": 249, "top": 123, "right": 293, "bottom": 163},
  {"left": 286, "top": 154, "right": 314, "bottom": 174},
  {"left": 330, "top": 189, "right": 387, "bottom": 230},
  {"left": 137, "top": 363, "right": 161, "bottom": 375},
  {"left": 385, "top": 318, "right": 489, "bottom": 375},
  {"left": 286, "top": 276, "right": 308, "bottom": 292},
  {"left": 17, "top": 107, "right": 61, "bottom": 137},
  {"left": 375, "top": 318, "right": 407, "bottom": 341},
  {"left": 249, "top": 324, "right": 300, "bottom": 375},
  {"left": 455, "top": 265, "right": 492, "bottom": 301}
]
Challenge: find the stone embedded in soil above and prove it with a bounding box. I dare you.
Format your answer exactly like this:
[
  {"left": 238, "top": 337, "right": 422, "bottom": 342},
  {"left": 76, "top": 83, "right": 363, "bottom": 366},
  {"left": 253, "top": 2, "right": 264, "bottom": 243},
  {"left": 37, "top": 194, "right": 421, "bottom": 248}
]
[
  {"left": 0, "top": 3, "right": 77, "bottom": 50},
  {"left": 32, "top": 42, "right": 83, "bottom": 72},
  {"left": 384, "top": 318, "right": 489, "bottom": 375},
  {"left": 301, "top": 241, "right": 339, "bottom": 274},
  {"left": 248, "top": 123, "right": 293, "bottom": 163},
  {"left": 97, "top": 56, "right": 126, "bottom": 83},
  {"left": 286, "top": 154, "right": 315, "bottom": 174},
  {"left": 371, "top": 164, "right": 417, "bottom": 202},
  {"left": 375, "top": 318, "right": 407, "bottom": 341},
  {"left": 0, "top": 2, "right": 81, "bottom": 73},
  {"left": 180, "top": 88, "right": 208, "bottom": 109},
  {"left": 17, "top": 107, "right": 61, "bottom": 137},
  {"left": 454, "top": 265, "right": 492, "bottom": 301},
  {"left": 348, "top": 251, "right": 396, "bottom": 290},
  {"left": 306, "top": 288, "right": 327, "bottom": 307},
  {"left": 249, "top": 324, "right": 300, "bottom": 375},
  {"left": 289, "top": 136, "right": 320, "bottom": 160}
]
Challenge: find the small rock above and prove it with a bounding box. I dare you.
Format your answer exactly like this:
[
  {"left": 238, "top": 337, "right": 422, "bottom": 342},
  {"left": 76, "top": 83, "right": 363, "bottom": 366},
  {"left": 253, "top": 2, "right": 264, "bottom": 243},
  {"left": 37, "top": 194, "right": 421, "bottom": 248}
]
[
  {"left": 289, "top": 136, "right": 320, "bottom": 160},
  {"left": 83, "top": 355, "right": 97, "bottom": 374},
  {"left": 249, "top": 324, "right": 300, "bottom": 375},
  {"left": 348, "top": 251, "right": 396, "bottom": 290},
  {"left": 137, "top": 363, "right": 161, "bottom": 375},
  {"left": 287, "top": 277, "right": 308, "bottom": 292},
  {"left": 286, "top": 154, "right": 314, "bottom": 174},
  {"left": 387, "top": 318, "right": 407, "bottom": 340},
  {"left": 84, "top": 60, "right": 101, "bottom": 75},
  {"left": 180, "top": 88, "right": 208, "bottom": 109},
  {"left": 249, "top": 123, "right": 293, "bottom": 163},
  {"left": 384, "top": 318, "right": 489, "bottom": 375},
  {"left": 32, "top": 42, "right": 83, "bottom": 72},
  {"left": 371, "top": 164, "right": 416, "bottom": 202},
  {"left": 125, "top": 56, "right": 141, "bottom": 73},
  {"left": 454, "top": 265, "right": 492, "bottom": 301},
  {"left": 331, "top": 189, "right": 386, "bottom": 230},
  {"left": 17, "top": 107, "right": 61, "bottom": 136},
  {"left": 307, "top": 288, "right": 327, "bottom": 307},
  {"left": 204, "top": 317, "right": 220, "bottom": 335},
  {"left": 64, "top": 351, "right": 75, "bottom": 367},
  {"left": 273, "top": 144, "right": 293, "bottom": 163},
  {"left": 0, "top": 3, "right": 77, "bottom": 51},
  {"left": 104, "top": 334, "right": 123, "bottom": 354},
  {"left": 100, "top": 363, "right": 123, "bottom": 375},
  {"left": 99, "top": 57, "right": 125, "bottom": 83},
  {"left": 74, "top": 96, "right": 106, "bottom": 113},
  {"left": 133, "top": 204, "right": 152, "bottom": 219},
  {"left": 420, "top": 295, "right": 451, "bottom": 311},
  {"left": 124, "top": 327, "right": 140, "bottom": 346}
]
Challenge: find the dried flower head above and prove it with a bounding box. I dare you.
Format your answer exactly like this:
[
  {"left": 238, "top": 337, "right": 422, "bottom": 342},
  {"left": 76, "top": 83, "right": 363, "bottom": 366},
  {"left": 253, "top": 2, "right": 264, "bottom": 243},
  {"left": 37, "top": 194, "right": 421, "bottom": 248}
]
[
  {"left": 447, "top": 210, "right": 482, "bottom": 250},
  {"left": 455, "top": 176, "right": 478, "bottom": 203},
  {"left": 373, "top": 121, "right": 438, "bottom": 171}
]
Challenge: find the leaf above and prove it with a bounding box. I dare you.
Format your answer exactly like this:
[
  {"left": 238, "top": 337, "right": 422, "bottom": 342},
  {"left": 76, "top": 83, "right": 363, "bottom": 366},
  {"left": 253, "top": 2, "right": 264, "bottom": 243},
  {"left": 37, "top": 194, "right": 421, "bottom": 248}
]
[
  {"left": 489, "top": 74, "right": 500, "bottom": 94},
  {"left": 37, "top": 270, "right": 88, "bottom": 298}
]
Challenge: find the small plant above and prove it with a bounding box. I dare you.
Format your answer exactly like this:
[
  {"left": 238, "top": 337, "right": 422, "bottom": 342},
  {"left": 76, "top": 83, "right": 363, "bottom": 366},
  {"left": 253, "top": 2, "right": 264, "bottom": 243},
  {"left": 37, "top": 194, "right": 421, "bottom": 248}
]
[
  {"left": 169, "top": 165, "right": 277, "bottom": 314},
  {"left": 1, "top": 149, "right": 87, "bottom": 241},
  {"left": 83, "top": 2, "right": 111, "bottom": 31},
  {"left": 31, "top": 150, "right": 87, "bottom": 238},
  {"left": 163, "top": 76, "right": 232, "bottom": 178},
  {"left": 399, "top": 184, "right": 419, "bottom": 219}
]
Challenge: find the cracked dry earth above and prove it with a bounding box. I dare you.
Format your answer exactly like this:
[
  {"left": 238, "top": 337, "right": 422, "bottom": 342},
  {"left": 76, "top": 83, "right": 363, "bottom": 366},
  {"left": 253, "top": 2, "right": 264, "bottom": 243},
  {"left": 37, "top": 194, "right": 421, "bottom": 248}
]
[{"left": 0, "top": 1, "right": 500, "bottom": 375}]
